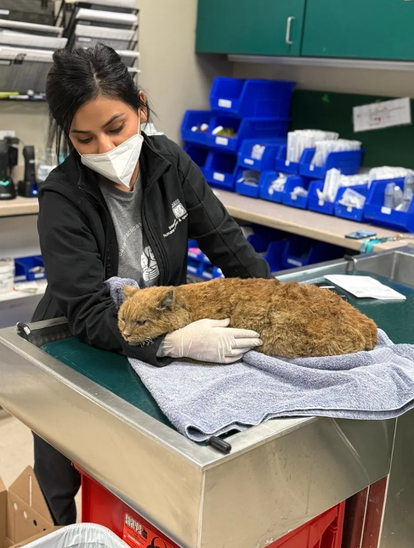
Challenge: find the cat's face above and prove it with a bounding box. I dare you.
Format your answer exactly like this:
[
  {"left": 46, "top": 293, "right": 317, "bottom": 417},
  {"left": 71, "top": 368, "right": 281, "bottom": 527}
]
[{"left": 118, "top": 285, "right": 188, "bottom": 346}]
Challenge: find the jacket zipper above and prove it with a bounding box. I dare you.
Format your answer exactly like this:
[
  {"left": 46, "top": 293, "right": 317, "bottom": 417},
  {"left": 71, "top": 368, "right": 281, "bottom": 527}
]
[{"left": 142, "top": 164, "right": 171, "bottom": 285}]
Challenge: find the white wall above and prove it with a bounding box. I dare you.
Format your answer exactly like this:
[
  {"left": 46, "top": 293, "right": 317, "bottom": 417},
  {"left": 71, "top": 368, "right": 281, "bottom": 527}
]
[{"left": 233, "top": 62, "right": 414, "bottom": 98}]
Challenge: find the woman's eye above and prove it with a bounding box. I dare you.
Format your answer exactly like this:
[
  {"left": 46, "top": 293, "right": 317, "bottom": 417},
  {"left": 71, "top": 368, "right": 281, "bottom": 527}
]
[
  {"left": 109, "top": 124, "right": 125, "bottom": 135},
  {"left": 77, "top": 137, "right": 92, "bottom": 144},
  {"left": 135, "top": 320, "right": 147, "bottom": 326}
]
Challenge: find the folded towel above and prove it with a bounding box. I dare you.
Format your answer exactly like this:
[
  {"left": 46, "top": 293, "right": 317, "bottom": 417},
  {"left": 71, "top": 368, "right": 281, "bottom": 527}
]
[{"left": 106, "top": 276, "right": 414, "bottom": 442}]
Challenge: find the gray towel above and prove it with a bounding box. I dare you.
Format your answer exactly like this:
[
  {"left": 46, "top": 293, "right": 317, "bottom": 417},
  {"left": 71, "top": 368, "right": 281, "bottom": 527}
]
[{"left": 106, "top": 276, "right": 414, "bottom": 442}]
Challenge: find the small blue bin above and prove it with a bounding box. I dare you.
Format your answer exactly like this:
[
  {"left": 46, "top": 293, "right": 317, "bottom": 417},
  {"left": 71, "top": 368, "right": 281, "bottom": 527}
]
[
  {"left": 181, "top": 110, "right": 213, "bottom": 145},
  {"left": 210, "top": 77, "right": 295, "bottom": 119},
  {"left": 299, "top": 148, "right": 364, "bottom": 179},
  {"left": 14, "top": 255, "right": 46, "bottom": 282},
  {"left": 204, "top": 150, "right": 238, "bottom": 191},
  {"left": 208, "top": 115, "right": 290, "bottom": 153},
  {"left": 258, "top": 171, "right": 286, "bottom": 203},
  {"left": 184, "top": 144, "right": 209, "bottom": 177},
  {"left": 201, "top": 264, "right": 223, "bottom": 280},
  {"left": 264, "top": 240, "right": 287, "bottom": 272},
  {"left": 235, "top": 167, "right": 261, "bottom": 198},
  {"left": 275, "top": 145, "right": 301, "bottom": 174},
  {"left": 282, "top": 237, "right": 343, "bottom": 269},
  {"left": 308, "top": 180, "right": 336, "bottom": 216},
  {"left": 364, "top": 178, "right": 414, "bottom": 232},
  {"left": 282, "top": 176, "right": 312, "bottom": 210},
  {"left": 238, "top": 138, "right": 286, "bottom": 172},
  {"left": 187, "top": 258, "right": 204, "bottom": 277},
  {"left": 188, "top": 240, "right": 206, "bottom": 262},
  {"left": 334, "top": 184, "right": 369, "bottom": 222}
]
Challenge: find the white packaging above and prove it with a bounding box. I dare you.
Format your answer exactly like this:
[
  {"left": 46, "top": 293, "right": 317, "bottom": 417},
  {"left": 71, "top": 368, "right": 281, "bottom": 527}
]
[{"left": 0, "top": 258, "right": 14, "bottom": 294}]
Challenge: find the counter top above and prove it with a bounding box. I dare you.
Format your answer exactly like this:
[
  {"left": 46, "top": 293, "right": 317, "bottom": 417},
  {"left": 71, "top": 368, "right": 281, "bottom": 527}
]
[
  {"left": 214, "top": 190, "right": 413, "bottom": 252},
  {"left": 0, "top": 196, "right": 39, "bottom": 217}
]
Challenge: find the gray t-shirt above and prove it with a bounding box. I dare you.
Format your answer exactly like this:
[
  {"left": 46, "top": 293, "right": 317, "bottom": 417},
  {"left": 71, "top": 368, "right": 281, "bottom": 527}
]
[{"left": 100, "top": 175, "right": 159, "bottom": 287}]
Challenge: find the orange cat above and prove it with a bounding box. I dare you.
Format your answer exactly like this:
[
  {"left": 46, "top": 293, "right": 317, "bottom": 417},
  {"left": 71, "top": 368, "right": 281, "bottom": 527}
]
[{"left": 118, "top": 278, "right": 377, "bottom": 358}]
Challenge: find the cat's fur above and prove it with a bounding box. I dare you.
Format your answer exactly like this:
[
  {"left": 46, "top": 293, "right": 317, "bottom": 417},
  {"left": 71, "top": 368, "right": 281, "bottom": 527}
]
[{"left": 118, "top": 278, "right": 378, "bottom": 358}]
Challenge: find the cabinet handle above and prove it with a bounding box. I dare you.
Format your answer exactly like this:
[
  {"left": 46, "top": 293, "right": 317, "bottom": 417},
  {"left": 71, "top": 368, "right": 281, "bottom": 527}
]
[{"left": 285, "top": 16, "right": 295, "bottom": 45}]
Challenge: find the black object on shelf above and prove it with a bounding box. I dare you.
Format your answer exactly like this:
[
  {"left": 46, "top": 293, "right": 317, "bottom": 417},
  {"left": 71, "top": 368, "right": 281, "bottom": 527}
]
[
  {"left": 0, "top": 141, "right": 17, "bottom": 200},
  {"left": 18, "top": 146, "right": 38, "bottom": 198}
]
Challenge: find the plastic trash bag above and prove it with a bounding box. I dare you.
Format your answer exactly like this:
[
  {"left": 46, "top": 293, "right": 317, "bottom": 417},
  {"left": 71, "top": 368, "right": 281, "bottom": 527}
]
[{"left": 24, "top": 524, "right": 128, "bottom": 548}]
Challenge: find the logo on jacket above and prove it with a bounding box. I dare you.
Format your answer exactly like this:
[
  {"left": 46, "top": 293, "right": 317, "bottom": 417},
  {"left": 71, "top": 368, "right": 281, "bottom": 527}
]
[
  {"left": 163, "top": 199, "right": 188, "bottom": 238},
  {"left": 141, "top": 246, "right": 159, "bottom": 284},
  {"left": 172, "top": 199, "right": 187, "bottom": 220}
]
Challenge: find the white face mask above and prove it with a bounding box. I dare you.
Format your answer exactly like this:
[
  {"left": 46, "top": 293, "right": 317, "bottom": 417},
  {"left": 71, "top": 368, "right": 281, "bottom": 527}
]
[{"left": 80, "top": 117, "right": 143, "bottom": 188}]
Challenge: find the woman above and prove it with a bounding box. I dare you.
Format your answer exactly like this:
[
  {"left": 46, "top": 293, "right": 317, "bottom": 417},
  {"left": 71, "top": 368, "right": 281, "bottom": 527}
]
[{"left": 33, "top": 44, "right": 272, "bottom": 525}]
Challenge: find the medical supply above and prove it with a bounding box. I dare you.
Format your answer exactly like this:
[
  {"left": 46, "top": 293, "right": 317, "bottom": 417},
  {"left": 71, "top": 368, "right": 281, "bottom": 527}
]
[
  {"left": 0, "top": 258, "right": 14, "bottom": 294},
  {"left": 268, "top": 173, "right": 287, "bottom": 195},
  {"left": 291, "top": 186, "right": 308, "bottom": 200},
  {"left": 317, "top": 169, "right": 369, "bottom": 204},
  {"left": 212, "top": 125, "right": 237, "bottom": 138},
  {"left": 251, "top": 144, "right": 265, "bottom": 161},
  {"left": 401, "top": 173, "right": 414, "bottom": 212},
  {"left": 312, "top": 139, "right": 362, "bottom": 167},
  {"left": 338, "top": 188, "right": 367, "bottom": 210},
  {"left": 191, "top": 123, "right": 209, "bottom": 133},
  {"left": 383, "top": 182, "right": 406, "bottom": 210},
  {"left": 369, "top": 166, "right": 413, "bottom": 186},
  {"left": 236, "top": 169, "right": 260, "bottom": 186},
  {"left": 286, "top": 129, "right": 338, "bottom": 164}
]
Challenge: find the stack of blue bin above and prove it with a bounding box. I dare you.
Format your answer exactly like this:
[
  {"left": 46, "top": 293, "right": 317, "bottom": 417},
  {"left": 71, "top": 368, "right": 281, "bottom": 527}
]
[
  {"left": 186, "top": 226, "right": 346, "bottom": 279},
  {"left": 181, "top": 77, "right": 295, "bottom": 192}
]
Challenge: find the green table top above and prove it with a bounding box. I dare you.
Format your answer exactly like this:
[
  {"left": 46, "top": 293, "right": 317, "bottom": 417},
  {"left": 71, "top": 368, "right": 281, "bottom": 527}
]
[{"left": 42, "top": 272, "right": 414, "bottom": 427}]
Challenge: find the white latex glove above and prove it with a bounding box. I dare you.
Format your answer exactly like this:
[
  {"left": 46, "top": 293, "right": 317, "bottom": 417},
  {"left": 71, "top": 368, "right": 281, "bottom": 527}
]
[{"left": 160, "top": 318, "right": 262, "bottom": 364}]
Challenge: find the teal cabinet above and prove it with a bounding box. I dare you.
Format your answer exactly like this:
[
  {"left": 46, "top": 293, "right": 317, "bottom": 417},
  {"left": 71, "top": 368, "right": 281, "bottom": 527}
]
[
  {"left": 196, "top": 0, "right": 306, "bottom": 56},
  {"left": 302, "top": 0, "right": 414, "bottom": 60}
]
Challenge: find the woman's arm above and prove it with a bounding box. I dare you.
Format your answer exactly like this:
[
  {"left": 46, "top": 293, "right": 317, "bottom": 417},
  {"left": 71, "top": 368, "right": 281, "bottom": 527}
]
[
  {"left": 179, "top": 150, "right": 273, "bottom": 279},
  {"left": 38, "top": 190, "right": 170, "bottom": 366}
]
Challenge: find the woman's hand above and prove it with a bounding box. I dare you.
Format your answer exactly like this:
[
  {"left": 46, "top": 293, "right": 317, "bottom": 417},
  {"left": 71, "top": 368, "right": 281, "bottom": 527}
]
[{"left": 159, "top": 318, "right": 262, "bottom": 364}]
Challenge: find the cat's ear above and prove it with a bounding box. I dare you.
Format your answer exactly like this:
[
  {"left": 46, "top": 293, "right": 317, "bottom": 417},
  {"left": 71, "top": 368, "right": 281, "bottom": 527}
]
[
  {"left": 158, "top": 288, "right": 175, "bottom": 310},
  {"left": 124, "top": 285, "right": 139, "bottom": 299}
]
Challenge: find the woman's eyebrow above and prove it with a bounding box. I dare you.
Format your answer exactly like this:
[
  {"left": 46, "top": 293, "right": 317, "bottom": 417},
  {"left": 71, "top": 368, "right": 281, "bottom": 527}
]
[{"left": 71, "top": 113, "right": 125, "bottom": 134}]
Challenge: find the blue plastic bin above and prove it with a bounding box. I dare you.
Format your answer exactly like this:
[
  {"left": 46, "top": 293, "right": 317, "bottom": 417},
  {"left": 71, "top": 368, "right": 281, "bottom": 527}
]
[
  {"left": 235, "top": 167, "right": 262, "bottom": 198},
  {"left": 258, "top": 171, "right": 286, "bottom": 203},
  {"left": 14, "top": 255, "right": 45, "bottom": 282},
  {"left": 204, "top": 150, "right": 238, "bottom": 191},
  {"left": 282, "top": 176, "right": 312, "bottom": 210},
  {"left": 264, "top": 240, "right": 287, "bottom": 272},
  {"left": 275, "top": 144, "right": 301, "bottom": 174},
  {"left": 208, "top": 115, "right": 290, "bottom": 153},
  {"left": 308, "top": 180, "right": 336, "bottom": 216},
  {"left": 238, "top": 138, "right": 286, "bottom": 172},
  {"left": 188, "top": 240, "right": 206, "bottom": 262},
  {"left": 334, "top": 184, "right": 369, "bottom": 222},
  {"left": 181, "top": 110, "right": 213, "bottom": 145},
  {"left": 364, "top": 178, "right": 414, "bottom": 232},
  {"left": 187, "top": 258, "right": 204, "bottom": 277},
  {"left": 210, "top": 77, "right": 295, "bottom": 119},
  {"left": 200, "top": 264, "right": 223, "bottom": 280},
  {"left": 299, "top": 148, "right": 364, "bottom": 179},
  {"left": 282, "top": 237, "right": 343, "bottom": 269},
  {"left": 184, "top": 144, "right": 209, "bottom": 177}
]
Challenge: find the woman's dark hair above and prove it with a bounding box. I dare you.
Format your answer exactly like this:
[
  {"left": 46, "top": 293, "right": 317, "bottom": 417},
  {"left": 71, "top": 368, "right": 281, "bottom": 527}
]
[{"left": 46, "top": 43, "right": 150, "bottom": 160}]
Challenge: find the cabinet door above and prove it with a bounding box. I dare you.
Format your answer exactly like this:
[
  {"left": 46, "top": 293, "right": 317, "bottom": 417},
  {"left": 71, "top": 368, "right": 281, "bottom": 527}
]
[
  {"left": 302, "top": 0, "right": 414, "bottom": 60},
  {"left": 196, "top": 0, "right": 306, "bottom": 56}
]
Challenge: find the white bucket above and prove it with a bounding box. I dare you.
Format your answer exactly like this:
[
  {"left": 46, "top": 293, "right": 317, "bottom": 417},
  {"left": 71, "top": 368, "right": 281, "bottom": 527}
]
[{"left": 0, "top": 258, "right": 14, "bottom": 294}]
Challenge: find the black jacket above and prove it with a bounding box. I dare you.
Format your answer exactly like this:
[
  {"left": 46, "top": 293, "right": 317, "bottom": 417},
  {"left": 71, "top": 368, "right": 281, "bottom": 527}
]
[{"left": 33, "top": 133, "right": 271, "bottom": 365}]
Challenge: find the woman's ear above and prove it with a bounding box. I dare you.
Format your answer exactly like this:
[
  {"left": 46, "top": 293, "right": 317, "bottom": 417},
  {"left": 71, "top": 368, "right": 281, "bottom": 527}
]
[
  {"left": 124, "top": 285, "right": 139, "bottom": 299},
  {"left": 139, "top": 91, "right": 148, "bottom": 124}
]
